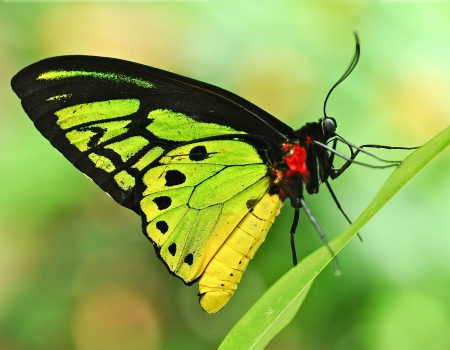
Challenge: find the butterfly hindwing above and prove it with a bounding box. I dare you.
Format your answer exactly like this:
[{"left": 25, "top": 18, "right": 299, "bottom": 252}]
[{"left": 138, "top": 139, "right": 271, "bottom": 283}]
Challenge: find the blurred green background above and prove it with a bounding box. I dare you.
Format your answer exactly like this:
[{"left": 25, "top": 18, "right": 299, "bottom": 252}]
[{"left": 2, "top": 2, "right": 450, "bottom": 349}]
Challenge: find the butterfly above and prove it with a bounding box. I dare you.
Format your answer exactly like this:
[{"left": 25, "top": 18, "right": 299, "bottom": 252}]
[{"left": 12, "top": 35, "right": 399, "bottom": 314}]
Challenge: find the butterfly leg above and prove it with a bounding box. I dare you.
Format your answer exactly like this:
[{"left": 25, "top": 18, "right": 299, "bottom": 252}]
[
  {"left": 299, "top": 197, "right": 340, "bottom": 274},
  {"left": 328, "top": 139, "right": 414, "bottom": 179},
  {"left": 290, "top": 208, "right": 300, "bottom": 266},
  {"left": 327, "top": 137, "right": 357, "bottom": 180}
]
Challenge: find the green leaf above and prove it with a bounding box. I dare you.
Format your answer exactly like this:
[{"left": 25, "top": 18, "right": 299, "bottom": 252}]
[{"left": 219, "top": 125, "right": 450, "bottom": 350}]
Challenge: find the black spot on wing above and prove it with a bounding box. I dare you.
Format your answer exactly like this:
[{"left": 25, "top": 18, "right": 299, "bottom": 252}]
[
  {"left": 156, "top": 221, "right": 168, "bottom": 234},
  {"left": 168, "top": 243, "right": 177, "bottom": 256},
  {"left": 153, "top": 196, "right": 171, "bottom": 210},
  {"left": 246, "top": 199, "right": 258, "bottom": 209},
  {"left": 189, "top": 145, "right": 208, "bottom": 161},
  {"left": 184, "top": 253, "right": 194, "bottom": 266},
  {"left": 165, "top": 170, "right": 186, "bottom": 186}
]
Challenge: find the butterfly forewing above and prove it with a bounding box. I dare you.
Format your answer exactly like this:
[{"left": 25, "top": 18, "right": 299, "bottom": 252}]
[
  {"left": 138, "top": 140, "right": 271, "bottom": 283},
  {"left": 11, "top": 56, "right": 292, "bottom": 212}
]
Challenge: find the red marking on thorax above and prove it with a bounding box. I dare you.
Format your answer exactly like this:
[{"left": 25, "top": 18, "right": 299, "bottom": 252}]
[
  {"left": 305, "top": 135, "right": 312, "bottom": 148},
  {"left": 284, "top": 144, "right": 310, "bottom": 180}
]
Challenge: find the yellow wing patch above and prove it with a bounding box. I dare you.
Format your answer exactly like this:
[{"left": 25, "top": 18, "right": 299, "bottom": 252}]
[{"left": 199, "top": 192, "right": 282, "bottom": 314}]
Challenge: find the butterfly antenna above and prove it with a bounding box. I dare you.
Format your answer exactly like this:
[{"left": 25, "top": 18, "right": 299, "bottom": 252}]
[
  {"left": 290, "top": 208, "right": 300, "bottom": 266},
  {"left": 299, "top": 197, "right": 340, "bottom": 275},
  {"left": 323, "top": 32, "right": 360, "bottom": 119}
]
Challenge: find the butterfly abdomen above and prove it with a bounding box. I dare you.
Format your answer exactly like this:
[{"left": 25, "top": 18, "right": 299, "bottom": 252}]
[{"left": 198, "top": 192, "right": 282, "bottom": 314}]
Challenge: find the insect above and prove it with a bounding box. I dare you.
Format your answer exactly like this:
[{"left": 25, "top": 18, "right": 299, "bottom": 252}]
[{"left": 11, "top": 35, "right": 404, "bottom": 314}]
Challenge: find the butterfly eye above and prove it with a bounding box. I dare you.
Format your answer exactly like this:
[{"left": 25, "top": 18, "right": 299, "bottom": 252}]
[{"left": 322, "top": 118, "right": 336, "bottom": 138}]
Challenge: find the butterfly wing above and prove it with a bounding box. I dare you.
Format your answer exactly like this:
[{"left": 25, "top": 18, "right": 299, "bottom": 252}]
[{"left": 11, "top": 56, "right": 291, "bottom": 311}]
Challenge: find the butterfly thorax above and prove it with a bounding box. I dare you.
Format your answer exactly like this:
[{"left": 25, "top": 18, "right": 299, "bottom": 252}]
[{"left": 269, "top": 120, "right": 331, "bottom": 208}]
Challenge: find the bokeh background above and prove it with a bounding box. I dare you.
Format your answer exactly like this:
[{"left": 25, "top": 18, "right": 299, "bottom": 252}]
[{"left": 2, "top": 2, "right": 450, "bottom": 349}]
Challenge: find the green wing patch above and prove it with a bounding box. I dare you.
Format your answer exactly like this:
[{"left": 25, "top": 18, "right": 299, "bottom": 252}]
[
  {"left": 147, "top": 109, "right": 246, "bottom": 141},
  {"left": 139, "top": 140, "right": 270, "bottom": 283},
  {"left": 38, "top": 69, "right": 154, "bottom": 89}
]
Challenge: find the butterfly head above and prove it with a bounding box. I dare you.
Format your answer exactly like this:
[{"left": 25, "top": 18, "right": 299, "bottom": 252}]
[{"left": 321, "top": 117, "right": 337, "bottom": 139}]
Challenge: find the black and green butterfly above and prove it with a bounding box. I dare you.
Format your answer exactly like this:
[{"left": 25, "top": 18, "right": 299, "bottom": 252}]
[{"left": 12, "top": 36, "right": 400, "bottom": 313}]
